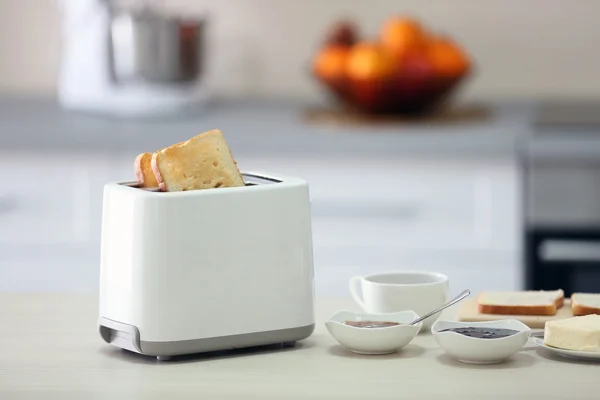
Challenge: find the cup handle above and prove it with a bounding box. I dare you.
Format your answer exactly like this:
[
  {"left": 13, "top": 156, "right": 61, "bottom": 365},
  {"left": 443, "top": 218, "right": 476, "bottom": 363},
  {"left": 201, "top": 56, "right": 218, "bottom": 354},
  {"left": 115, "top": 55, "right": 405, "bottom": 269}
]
[{"left": 349, "top": 276, "right": 366, "bottom": 310}]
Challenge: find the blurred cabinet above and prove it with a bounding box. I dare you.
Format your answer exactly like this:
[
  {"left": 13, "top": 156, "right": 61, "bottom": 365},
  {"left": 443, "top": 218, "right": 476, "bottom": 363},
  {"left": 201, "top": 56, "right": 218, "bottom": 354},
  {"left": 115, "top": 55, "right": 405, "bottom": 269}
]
[
  {"left": 237, "top": 155, "right": 522, "bottom": 294},
  {"left": 0, "top": 151, "right": 521, "bottom": 293},
  {"left": 0, "top": 153, "right": 110, "bottom": 244},
  {"left": 0, "top": 152, "right": 112, "bottom": 291},
  {"left": 238, "top": 156, "right": 520, "bottom": 250}
]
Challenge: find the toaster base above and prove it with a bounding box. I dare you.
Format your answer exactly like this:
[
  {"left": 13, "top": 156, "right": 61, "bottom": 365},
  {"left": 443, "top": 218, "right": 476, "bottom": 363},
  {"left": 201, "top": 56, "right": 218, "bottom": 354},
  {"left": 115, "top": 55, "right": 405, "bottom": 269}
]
[{"left": 99, "top": 317, "right": 315, "bottom": 360}]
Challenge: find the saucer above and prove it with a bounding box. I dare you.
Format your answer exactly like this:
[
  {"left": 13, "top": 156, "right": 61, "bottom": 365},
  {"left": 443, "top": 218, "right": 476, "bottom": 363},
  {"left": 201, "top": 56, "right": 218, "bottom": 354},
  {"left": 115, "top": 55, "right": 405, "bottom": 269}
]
[
  {"left": 533, "top": 337, "right": 600, "bottom": 361},
  {"left": 325, "top": 310, "right": 421, "bottom": 355}
]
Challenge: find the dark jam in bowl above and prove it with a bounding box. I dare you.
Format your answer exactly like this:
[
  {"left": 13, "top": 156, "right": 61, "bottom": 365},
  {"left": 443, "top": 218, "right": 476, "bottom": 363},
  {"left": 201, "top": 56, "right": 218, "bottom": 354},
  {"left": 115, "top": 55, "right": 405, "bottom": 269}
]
[
  {"left": 344, "top": 320, "right": 400, "bottom": 328},
  {"left": 438, "top": 327, "right": 520, "bottom": 339}
]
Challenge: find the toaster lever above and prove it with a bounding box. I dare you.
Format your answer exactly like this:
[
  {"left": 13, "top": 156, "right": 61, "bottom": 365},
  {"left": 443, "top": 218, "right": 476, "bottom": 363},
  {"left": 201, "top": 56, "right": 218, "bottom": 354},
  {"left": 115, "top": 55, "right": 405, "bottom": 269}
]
[{"left": 99, "top": 317, "right": 142, "bottom": 353}]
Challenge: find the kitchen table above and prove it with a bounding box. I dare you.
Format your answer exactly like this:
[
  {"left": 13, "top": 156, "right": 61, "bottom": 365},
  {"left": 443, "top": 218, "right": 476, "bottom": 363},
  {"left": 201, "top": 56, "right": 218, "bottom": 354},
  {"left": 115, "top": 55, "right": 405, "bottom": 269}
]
[{"left": 1, "top": 293, "right": 596, "bottom": 399}]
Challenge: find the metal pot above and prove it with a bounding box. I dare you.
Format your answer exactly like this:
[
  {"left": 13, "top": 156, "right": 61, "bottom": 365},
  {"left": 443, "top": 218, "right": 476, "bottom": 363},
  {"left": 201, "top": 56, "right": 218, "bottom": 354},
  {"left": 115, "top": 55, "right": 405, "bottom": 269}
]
[{"left": 108, "top": 3, "right": 205, "bottom": 84}]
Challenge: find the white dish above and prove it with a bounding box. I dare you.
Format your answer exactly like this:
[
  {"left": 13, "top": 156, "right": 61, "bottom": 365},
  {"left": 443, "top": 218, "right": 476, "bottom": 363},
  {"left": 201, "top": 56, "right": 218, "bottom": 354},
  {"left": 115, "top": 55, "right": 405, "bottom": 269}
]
[
  {"left": 533, "top": 337, "right": 600, "bottom": 361},
  {"left": 431, "top": 319, "right": 531, "bottom": 364},
  {"left": 325, "top": 310, "right": 422, "bottom": 355}
]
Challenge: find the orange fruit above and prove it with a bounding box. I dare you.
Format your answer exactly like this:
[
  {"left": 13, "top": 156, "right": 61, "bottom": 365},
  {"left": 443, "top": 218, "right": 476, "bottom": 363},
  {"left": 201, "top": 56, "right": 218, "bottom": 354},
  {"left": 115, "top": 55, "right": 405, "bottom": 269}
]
[
  {"left": 312, "top": 44, "right": 350, "bottom": 80},
  {"left": 427, "top": 36, "right": 470, "bottom": 77},
  {"left": 380, "top": 16, "right": 428, "bottom": 61},
  {"left": 345, "top": 41, "right": 395, "bottom": 81}
]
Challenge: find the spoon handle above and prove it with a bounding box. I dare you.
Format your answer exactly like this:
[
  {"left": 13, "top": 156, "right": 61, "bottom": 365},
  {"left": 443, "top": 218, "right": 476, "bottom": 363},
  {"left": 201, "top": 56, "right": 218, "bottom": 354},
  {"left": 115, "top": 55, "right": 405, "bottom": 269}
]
[{"left": 409, "top": 289, "right": 471, "bottom": 326}]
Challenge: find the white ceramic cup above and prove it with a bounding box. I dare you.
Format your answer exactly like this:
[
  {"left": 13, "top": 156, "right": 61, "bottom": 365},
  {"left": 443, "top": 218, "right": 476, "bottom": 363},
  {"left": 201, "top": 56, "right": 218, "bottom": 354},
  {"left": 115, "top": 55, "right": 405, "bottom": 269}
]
[{"left": 349, "top": 271, "right": 449, "bottom": 330}]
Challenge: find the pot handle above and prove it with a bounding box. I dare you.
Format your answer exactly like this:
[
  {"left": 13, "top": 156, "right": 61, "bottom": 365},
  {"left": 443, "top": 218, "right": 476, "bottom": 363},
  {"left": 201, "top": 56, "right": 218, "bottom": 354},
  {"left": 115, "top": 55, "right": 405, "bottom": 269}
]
[{"left": 349, "top": 276, "right": 366, "bottom": 310}]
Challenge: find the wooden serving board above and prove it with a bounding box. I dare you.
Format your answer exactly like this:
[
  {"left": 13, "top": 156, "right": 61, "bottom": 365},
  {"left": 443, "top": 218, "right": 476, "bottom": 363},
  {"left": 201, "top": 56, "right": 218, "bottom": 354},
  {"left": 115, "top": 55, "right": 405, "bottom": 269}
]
[{"left": 456, "top": 298, "right": 573, "bottom": 329}]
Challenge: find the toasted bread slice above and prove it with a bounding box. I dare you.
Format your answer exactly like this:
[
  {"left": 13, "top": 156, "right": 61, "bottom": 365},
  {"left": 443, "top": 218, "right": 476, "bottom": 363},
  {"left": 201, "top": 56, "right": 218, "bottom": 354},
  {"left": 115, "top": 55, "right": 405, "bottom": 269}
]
[
  {"left": 134, "top": 152, "right": 159, "bottom": 188},
  {"left": 572, "top": 293, "right": 600, "bottom": 316},
  {"left": 477, "top": 289, "right": 564, "bottom": 316},
  {"left": 151, "top": 129, "right": 244, "bottom": 192}
]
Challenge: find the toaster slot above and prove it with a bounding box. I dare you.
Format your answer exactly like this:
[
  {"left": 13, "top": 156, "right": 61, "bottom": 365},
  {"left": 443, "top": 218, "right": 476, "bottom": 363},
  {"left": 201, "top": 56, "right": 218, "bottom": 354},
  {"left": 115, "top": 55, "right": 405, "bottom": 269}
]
[
  {"left": 242, "top": 173, "right": 282, "bottom": 186},
  {"left": 119, "top": 181, "right": 161, "bottom": 191},
  {"left": 118, "top": 173, "right": 282, "bottom": 190}
]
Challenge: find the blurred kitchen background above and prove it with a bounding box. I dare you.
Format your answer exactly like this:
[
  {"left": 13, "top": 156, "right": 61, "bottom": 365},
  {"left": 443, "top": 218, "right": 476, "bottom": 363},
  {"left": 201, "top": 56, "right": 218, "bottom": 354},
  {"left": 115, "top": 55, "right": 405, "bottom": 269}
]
[{"left": 2, "top": 0, "right": 600, "bottom": 296}]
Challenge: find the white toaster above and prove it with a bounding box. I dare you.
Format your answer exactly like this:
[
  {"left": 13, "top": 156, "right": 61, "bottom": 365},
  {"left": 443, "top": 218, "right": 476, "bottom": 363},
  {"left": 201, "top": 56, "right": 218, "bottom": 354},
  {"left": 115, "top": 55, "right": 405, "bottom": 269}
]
[{"left": 98, "top": 172, "right": 315, "bottom": 360}]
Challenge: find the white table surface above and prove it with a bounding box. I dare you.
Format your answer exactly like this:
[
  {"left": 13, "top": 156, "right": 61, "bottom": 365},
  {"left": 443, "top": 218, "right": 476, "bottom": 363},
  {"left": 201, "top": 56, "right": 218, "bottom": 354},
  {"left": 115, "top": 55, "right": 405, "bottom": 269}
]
[{"left": 1, "top": 293, "right": 597, "bottom": 399}]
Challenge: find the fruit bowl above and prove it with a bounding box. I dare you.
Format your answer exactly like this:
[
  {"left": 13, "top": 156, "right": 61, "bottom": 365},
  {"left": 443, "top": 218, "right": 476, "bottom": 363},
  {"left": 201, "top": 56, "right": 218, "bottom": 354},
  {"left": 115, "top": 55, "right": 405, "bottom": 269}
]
[
  {"left": 317, "top": 67, "right": 469, "bottom": 115},
  {"left": 312, "top": 17, "right": 472, "bottom": 116}
]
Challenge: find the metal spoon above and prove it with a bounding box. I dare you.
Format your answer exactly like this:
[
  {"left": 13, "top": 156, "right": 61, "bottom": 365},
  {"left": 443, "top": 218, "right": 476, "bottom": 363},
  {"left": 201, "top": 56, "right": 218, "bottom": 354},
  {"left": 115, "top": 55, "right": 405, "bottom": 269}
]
[{"left": 408, "top": 289, "right": 471, "bottom": 326}]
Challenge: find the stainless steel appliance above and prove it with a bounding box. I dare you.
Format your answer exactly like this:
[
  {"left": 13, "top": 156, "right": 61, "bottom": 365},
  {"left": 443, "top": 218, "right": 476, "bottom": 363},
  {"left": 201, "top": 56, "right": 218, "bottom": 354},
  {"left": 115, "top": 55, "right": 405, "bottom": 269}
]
[
  {"left": 58, "top": 0, "right": 208, "bottom": 117},
  {"left": 108, "top": 1, "right": 204, "bottom": 84},
  {"left": 524, "top": 101, "right": 600, "bottom": 296}
]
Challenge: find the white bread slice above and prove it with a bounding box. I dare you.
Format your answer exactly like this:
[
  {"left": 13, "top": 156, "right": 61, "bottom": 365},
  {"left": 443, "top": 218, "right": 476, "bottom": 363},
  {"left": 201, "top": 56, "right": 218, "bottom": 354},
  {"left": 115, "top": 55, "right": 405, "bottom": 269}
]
[
  {"left": 477, "top": 289, "right": 565, "bottom": 316},
  {"left": 544, "top": 314, "right": 600, "bottom": 352},
  {"left": 572, "top": 293, "right": 600, "bottom": 316},
  {"left": 134, "top": 152, "right": 159, "bottom": 188},
  {"left": 134, "top": 142, "right": 185, "bottom": 188},
  {"left": 151, "top": 129, "right": 244, "bottom": 192}
]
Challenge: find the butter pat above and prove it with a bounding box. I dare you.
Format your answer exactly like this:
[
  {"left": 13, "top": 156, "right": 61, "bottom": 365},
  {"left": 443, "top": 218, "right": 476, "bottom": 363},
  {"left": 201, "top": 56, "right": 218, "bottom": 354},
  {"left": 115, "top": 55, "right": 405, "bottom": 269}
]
[{"left": 544, "top": 315, "right": 600, "bottom": 352}]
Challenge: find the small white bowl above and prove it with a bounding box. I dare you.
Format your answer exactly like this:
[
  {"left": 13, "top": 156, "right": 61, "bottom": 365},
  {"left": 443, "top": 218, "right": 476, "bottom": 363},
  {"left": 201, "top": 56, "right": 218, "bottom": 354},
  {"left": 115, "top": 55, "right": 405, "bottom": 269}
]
[
  {"left": 325, "top": 310, "right": 422, "bottom": 355},
  {"left": 431, "top": 319, "right": 531, "bottom": 364}
]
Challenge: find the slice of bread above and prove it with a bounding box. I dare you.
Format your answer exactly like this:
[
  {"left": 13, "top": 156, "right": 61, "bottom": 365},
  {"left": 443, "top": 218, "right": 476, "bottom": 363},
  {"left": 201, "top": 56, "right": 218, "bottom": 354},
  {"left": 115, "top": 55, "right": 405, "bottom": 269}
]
[
  {"left": 134, "top": 152, "right": 159, "bottom": 188},
  {"left": 572, "top": 293, "right": 600, "bottom": 316},
  {"left": 477, "top": 289, "right": 565, "bottom": 316},
  {"left": 544, "top": 314, "right": 600, "bottom": 352},
  {"left": 151, "top": 129, "right": 245, "bottom": 192}
]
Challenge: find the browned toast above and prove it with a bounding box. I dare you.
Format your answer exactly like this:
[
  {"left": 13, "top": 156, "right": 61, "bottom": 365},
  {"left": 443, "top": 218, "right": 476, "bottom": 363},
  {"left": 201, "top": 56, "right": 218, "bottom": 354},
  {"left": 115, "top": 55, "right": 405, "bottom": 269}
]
[
  {"left": 134, "top": 152, "right": 159, "bottom": 188},
  {"left": 151, "top": 130, "right": 244, "bottom": 192}
]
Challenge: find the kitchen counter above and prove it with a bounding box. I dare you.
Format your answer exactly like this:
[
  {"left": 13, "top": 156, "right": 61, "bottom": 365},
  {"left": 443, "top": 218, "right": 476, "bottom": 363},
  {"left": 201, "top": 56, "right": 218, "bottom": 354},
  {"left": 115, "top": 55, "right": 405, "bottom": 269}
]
[
  {"left": 0, "top": 96, "right": 530, "bottom": 157},
  {"left": 4, "top": 96, "right": 600, "bottom": 160},
  {"left": 1, "top": 293, "right": 597, "bottom": 399}
]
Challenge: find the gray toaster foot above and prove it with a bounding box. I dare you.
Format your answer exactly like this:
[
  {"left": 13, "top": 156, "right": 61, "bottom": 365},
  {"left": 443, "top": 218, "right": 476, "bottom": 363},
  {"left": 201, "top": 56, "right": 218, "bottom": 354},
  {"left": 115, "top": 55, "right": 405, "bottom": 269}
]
[{"left": 99, "top": 317, "right": 314, "bottom": 359}]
